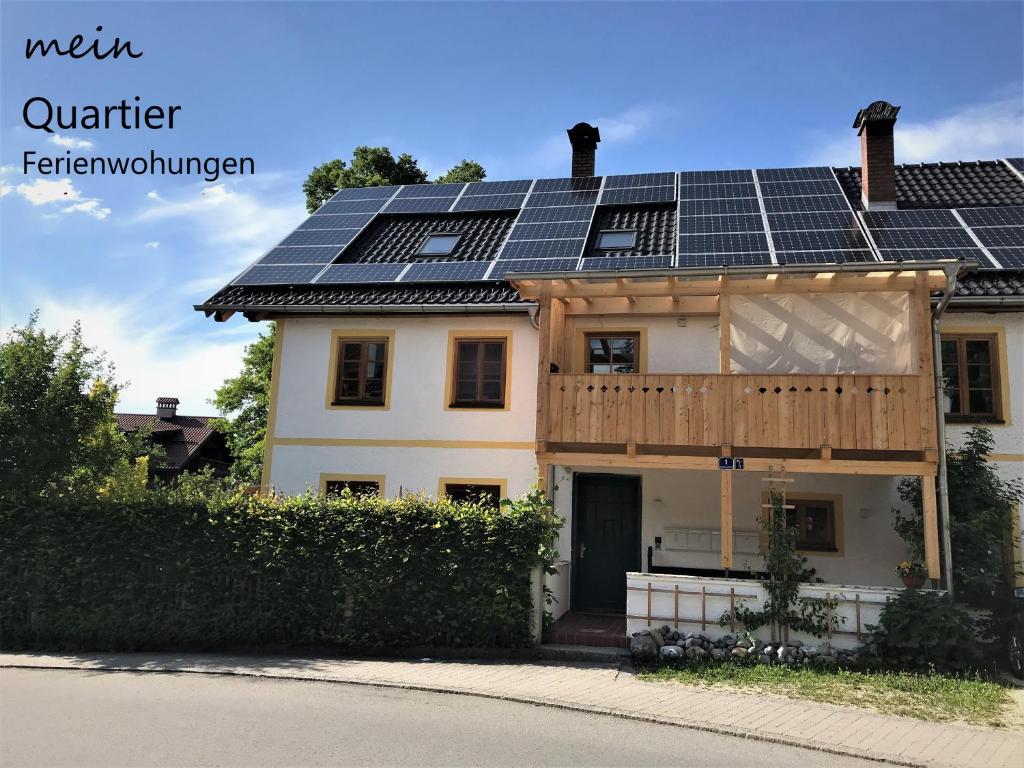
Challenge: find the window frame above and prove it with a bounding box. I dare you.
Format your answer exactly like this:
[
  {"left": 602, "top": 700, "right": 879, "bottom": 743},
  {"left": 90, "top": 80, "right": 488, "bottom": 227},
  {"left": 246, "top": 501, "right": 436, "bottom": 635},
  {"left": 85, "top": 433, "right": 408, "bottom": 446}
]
[
  {"left": 759, "top": 492, "right": 844, "bottom": 557},
  {"left": 319, "top": 473, "right": 385, "bottom": 497},
  {"left": 444, "top": 331, "right": 513, "bottom": 411},
  {"left": 940, "top": 332, "right": 1004, "bottom": 423},
  {"left": 325, "top": 330, "right": 395, "bottom": 411},
  {"left": 584, "top": 331, "right": 642, "bottom": 374},
  {"left": 595, "top": 229, "right": 638, "bottom": 251},
  {"left": 416, "top": 232, "right": 462, "bottom": 257},
  {"left": 785, "top": 498, "right": 838, "bottom": 553},
  {"left": 439, "top": 477, "right": 507, "bottom": 508}
]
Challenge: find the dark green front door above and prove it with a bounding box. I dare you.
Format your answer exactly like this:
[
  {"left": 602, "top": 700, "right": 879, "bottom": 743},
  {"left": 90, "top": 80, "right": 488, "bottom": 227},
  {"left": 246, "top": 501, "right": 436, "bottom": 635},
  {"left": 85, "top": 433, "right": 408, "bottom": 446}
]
[{"left": 572, "top": 473, "right": 641, "bottom": 612}]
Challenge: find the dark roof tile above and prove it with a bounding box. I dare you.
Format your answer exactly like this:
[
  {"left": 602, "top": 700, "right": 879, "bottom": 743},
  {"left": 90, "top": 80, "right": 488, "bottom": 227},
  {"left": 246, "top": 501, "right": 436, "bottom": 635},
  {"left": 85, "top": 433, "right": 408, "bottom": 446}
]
[{"left": 834, "top": 160, "right": 1024, "bottom": 210}]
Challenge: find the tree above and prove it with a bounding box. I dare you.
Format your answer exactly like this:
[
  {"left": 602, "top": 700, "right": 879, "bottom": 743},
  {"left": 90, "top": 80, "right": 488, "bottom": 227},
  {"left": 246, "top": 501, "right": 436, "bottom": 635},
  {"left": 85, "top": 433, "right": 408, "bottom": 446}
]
[
  {"left": 893, "top": 426, "right": 1022, "bottom": 616},
  {"left": 302, "top": 147, "right": 486, "bottom": 212},
  {"left": 211, "top": 324, "right": 275, "bottom": 487},
  {"left": 0, "top": 313, "right": 149, "bottom": 498}
]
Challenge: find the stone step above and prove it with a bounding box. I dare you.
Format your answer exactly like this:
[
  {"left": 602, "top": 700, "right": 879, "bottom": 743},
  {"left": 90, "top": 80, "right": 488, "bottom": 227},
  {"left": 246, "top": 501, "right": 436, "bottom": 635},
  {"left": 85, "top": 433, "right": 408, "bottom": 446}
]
[{"left": 538, "top": 643, "right": 630, "bottom": 664}]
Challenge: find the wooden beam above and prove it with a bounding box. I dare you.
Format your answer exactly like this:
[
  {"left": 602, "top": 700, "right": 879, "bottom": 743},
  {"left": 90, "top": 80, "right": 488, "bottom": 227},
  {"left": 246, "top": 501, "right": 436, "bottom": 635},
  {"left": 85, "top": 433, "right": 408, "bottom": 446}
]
[
  {"left": 915, "top": 272, "right": 938, "bottom": 455},
  {"left": 564, "top": 295, "right": 718, "bottom": 316},
  {"left": 534, "top": 296, "right": 553, "bottom": 446},
  {"left": 719, "top": 280, "right": 731, "bottom": 374},
  {"left": 721, "top": 469, "right": 733, "bottom": 569},
  {"left": 922, "top": 473, "right": 940, "bottom": 579}
]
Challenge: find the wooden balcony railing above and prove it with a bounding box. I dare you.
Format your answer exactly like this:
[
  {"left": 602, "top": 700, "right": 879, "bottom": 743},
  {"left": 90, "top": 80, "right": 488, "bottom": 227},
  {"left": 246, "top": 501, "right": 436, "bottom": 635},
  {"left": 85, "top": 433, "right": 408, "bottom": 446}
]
[{"left": 543, "top": 373, "right": 934, "bottom": 453}]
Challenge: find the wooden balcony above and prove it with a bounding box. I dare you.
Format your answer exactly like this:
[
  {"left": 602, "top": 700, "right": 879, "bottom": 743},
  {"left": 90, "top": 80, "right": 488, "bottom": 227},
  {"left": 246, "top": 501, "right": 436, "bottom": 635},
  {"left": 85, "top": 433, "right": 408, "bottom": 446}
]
[{"left": 542, "top": 372, "right": 935, "bottom": 454}]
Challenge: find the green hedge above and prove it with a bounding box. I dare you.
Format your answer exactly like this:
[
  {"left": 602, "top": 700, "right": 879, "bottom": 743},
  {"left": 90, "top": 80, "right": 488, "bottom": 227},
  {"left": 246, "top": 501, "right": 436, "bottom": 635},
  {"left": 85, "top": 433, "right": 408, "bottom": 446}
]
[{"left": 0, "top": 488, "right": 560, "bottom": 651}]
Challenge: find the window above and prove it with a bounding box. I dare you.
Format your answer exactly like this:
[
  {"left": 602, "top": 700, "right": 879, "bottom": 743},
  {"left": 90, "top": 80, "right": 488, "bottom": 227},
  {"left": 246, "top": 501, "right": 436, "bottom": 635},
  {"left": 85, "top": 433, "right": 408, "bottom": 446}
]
[
  {"left": 443, "top": 482, "right": 502, "bottom": 508},
  {"left": 417, "top": 233, "right": 461, "bottom": 257},
  {"left": 940, "top": 333, "right": 1002, "bottom": 421},
  {"left": 450, "top": 338, "right": 507, "bottom": 407},
  {"left": 586, "top": 333, "right": 639, "bottom": 373},
  {"left": 596, "top": 230, "right": 637, "bottom": 251},
  {"left": 333, "top": 337, "right": 388, "bottom": 406},
  {"left": 785, "top": 499, "right": 837, "bottom": 552},
  {"left": 325, "top": 478, "right": 381, "bottom": 497}
]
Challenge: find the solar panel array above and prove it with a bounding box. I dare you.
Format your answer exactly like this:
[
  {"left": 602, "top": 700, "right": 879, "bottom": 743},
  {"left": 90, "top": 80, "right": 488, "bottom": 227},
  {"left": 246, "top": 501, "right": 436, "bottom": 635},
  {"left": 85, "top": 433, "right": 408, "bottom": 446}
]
[{"left": 231, "top": 166, "right": 1024, "bottom": 287}]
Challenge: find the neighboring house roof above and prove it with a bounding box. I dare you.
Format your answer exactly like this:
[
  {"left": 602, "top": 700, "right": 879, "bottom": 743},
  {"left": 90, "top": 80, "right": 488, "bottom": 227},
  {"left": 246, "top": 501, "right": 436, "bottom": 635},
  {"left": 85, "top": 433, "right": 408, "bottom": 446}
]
[
  {"left": 196, "top": 159, "right": 1024, "bottom": 317},
  {"left": 116, "top": 413, "right": 220, "bottom": 470}
]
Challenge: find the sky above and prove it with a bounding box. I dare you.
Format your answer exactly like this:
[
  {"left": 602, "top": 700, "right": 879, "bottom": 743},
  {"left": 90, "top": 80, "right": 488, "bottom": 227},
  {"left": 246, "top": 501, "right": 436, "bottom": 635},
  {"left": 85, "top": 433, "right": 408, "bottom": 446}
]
[{"left": 2, "top": 1, "right": 1022, "bottom": 415}]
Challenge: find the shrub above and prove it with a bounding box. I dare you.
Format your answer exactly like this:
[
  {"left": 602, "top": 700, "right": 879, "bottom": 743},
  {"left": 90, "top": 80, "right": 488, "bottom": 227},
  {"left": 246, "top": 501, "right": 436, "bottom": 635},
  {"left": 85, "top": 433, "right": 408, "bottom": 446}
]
[
  {"left": 0, "top": 486, "right": 560, "bottom": 651},
  {"left": 859, "top": 590, "right": 980, "bottom": 674}
]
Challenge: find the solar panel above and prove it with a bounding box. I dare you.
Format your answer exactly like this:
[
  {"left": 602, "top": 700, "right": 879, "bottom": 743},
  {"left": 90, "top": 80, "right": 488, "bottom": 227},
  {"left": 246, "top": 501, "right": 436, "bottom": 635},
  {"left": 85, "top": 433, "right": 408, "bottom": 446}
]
[
  {"left": 958, "top": 206, "right": 1024, "bottom": 227},
  {"left": 678, "top": 252, "right": 774, "bottom": 267},
  {"left": 862, "top": 210, "right": 959, "bottom": 228},
  {"left": 299, "top": 213, "right": 376, "bottom": 230},
  {"left": 988, "top": 247, "right": 1024, "bottom": 268},
  {"left": 773, "top": 229, "right": 869, "bottom": 251},
  {"left": 600, "top": 186, "right": 675, "bottom": 205},
  {"left": 278, "top": 229, "right": 359, "bottom": 247},
  {"left": 315, "top": 263, "right": 407, "bottom": 284},
  {"left": 499, "top": 239, "right": 587, "bottom": 260},
  {"left": 1006, "top": 158, "right": 1024, "bottom": 174},
  {"left": 869, "top": 228, "right": 976, "bottom": 249},
  {"left": 453, "top": 194, "right": 526, "bottom": 211},
  {"left": 759, "top": 180, "right": 845, "bottom": 197},
  {"left": 383, "top": 196, "right": 459, "bottom": 214},
  {"left": 767, "top": 211, "right": 862, "bottom": 231},
  {"left": 678, "top": 170, "right": 753, "bottom": 184},
  {"left": 462, "top": 179, "right": 533, "bottom": 195},
  {"left": 533, "top": 176, "right": 602, "bottom": 192},
  {"left": 396, "top": 183, "right": 466, "bottom": 198},
  {"left": 525, "top": 190, "right": 600, "bottom": 207},
  {"left": 506, "top": 221, "right": 592, "bottom": 241},
  {"left": 320, "top": 199, "right": 390, "bottom": 214},
  {"left": 761, "top": 195, "right": 853, "bottom": 213},
  {"left": 490, "top": 258, "right": 581, "bottom": 277},
  {"left": 234, "top": 264, "right": 324, "bottom": 285},
  {"left": 604, "top": 172, "right": 676, "bottom": 189},
  {"left": 399, "top": 261, "right": 493, "bottom": 282},
  {"left": 756, "top": 167, "right": 834, "bottom": 182},
  {"left": 680, "top": 214, "right": 766, "bottom": 234},
  {"left": 579, "top": 254, "right": 673, "bottom": 271},
  {"left": 517, "top": 204, "right": 596, "bottom": 223},
  {"left": 970, "top": 226, "right": 1024, "bottom": 248},
  {"left": 776, "top": 250, "right": 874, "bottom": 264},
  {"left": 678, "top": 183, "right": 757, "bottom": 200},
  {"left": 876, "top": 248, "right": 987, "bottom": 263},
  {"left": 678, "top": 232, "right": 770, "bottom": 254},
  {"left": 679, "top": 198, "right": 762, "bottom": 216},
  {"left": 328, "top": 185, "right": 400, "bottom": 201},
  {"left": 257, "top": 246, "right": 343, "bottom": 265}
]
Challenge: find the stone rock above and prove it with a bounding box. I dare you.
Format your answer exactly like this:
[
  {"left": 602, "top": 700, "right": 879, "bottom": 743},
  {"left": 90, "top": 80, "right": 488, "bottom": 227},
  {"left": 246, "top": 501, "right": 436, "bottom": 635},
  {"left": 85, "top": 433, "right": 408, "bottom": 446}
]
[
  {"left": 736, "top": 638, "right": 752, "bottom": 649},
  {"left": 790, "top": 640, "right": 803, "bottom": 648},
  {"left": 658, "top": 625, "right": 672, "bottom": 637},
  {"left": 630, "top": 634, "right": 659, "bottom": 662},
  {"left": 684, "top": 638, "right": 697, "bottom": 648},
  {"left": 691, "top": 647, "right": 709, "bottom": 661},
  {"left": 660, "top": 644, "right": 683, "bottom": 661},
  {"left": 650, "top": 630, "right": 664, "bottom": 649},
  {"left": 819, "top": 642, "right": 832, "bottom": 656},
  {"left": 711, "top": 648, "right": 727, "bottom": 661},
  {"left": 721, "top": 634, "right": 734, "bottom": 645},
  {"left": 635, "top": 629, "right": 651, "bottom": 637},
  {"left": 730, "top": 646, "right": 749, "bottom": 660},
  {"left": 758, "top": 654, "right": 771, "bottom": 665},
  {"left": 669, "top": 630, "right": 680, "bottom": 642},
  {"left": 777, "top": 646, "right": 787, "bottom": 661}
]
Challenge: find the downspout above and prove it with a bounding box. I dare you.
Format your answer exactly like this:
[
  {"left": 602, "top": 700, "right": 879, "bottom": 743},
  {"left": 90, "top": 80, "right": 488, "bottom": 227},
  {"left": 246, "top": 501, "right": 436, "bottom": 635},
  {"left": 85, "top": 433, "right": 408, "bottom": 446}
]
[{"left": 932, "top": 265, "right": 959, "bottom": 598}]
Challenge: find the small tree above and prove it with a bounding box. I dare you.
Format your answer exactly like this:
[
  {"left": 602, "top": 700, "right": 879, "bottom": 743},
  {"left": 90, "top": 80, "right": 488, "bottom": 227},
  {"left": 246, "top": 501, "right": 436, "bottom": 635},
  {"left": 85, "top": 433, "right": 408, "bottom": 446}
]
[
  {"left": 0, "top": 313, "right": 150, "bottom": 498},
  {"left": 893, "top": 426, "right": 1022, "bottom": 620},
  {"left": 725, "top": 491, "right": 841, "bottom": 641},
  {"left": 211, "top": 324, "right": 275, "bottom": 487}
]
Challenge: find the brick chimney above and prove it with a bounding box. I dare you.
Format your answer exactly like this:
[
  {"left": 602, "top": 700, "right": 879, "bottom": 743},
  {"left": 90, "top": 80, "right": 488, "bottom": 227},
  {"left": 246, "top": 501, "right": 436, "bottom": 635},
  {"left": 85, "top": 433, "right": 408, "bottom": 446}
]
[
  {"left": 853, "top": 100, "right": 900, "bottom": 210},
  {"left": 567, "top": 122, "right": 601, "bottom": 177},
  {"left": 156, "top": 397, "right": 179, "bottom": 419}
]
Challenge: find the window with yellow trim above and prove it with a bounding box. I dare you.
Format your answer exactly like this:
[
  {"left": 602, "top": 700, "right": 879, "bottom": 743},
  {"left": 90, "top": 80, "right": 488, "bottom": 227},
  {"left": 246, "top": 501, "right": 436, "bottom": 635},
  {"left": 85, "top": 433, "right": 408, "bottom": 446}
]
[
  {"left": 940, "top": 333, "right": 1002, "bottom": 422},
  {"left": 785, "top": 499, "right": 837, "bottom": 553},
  {"left": 325, "top": 478, "right": 381, "bottom": 497},
  {"left": 450, "top": 338, "right": 507, "bottom": 408},
  {"left": 333, "top": 337, "right": 389, "bottom": 406},
  {"left": 443, "top": 481, "right": 502, "bottom": 508},
  {"left": 585, "top": 332, "right": 639, "bottom": 373}
]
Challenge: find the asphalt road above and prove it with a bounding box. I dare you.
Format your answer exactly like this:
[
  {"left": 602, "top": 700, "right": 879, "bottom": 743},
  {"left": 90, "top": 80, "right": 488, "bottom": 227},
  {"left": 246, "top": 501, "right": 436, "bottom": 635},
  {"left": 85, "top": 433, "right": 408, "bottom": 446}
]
[{"left": 1, "top": 668, "right": 884, "bottom": 767}]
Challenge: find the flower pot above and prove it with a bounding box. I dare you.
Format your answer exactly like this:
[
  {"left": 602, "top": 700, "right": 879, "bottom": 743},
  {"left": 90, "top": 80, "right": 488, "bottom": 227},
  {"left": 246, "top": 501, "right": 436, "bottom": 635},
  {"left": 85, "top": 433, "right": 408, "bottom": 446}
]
[{"left": 901, "top": 574, "right": 926, "bottom": 589}]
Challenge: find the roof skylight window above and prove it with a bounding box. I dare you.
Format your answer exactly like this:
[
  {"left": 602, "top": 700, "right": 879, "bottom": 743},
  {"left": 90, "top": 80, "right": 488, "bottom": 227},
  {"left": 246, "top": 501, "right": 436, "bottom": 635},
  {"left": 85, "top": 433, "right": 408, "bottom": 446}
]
[
  {"left": 417, "top": 233, "right": 462, "bottom": 257},
  {"left": 596, "top": 230, "right": 637, "bottom": 251}
]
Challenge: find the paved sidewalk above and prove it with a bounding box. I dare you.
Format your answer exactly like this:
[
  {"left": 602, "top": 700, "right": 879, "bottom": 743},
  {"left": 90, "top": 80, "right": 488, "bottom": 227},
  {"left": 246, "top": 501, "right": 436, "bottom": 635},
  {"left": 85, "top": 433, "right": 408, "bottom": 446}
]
[{"left": 2, "top": 652, "right": 1020, "bottom": 768}]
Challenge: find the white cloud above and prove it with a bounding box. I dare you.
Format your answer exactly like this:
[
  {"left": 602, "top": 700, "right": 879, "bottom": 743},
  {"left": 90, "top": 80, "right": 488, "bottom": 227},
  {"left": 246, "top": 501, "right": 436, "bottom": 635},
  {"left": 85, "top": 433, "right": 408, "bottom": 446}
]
[
  {"left": 49, "top": 133, "right": 94, "bottom": 150},
  {"left": 146, "top": 190, "right": 162, "bottom": 201},
  {"left": 144, "top": 241, "right": 160, "bottom": 249},
  {"left": 25, "top": 292, "right": 261, "bottom": 415},
  {"left": 806, "top": 96, "right": 1024, "bottom": 166},
  {"left": 594, "top": 106, "right": 656, "bottom": 144},
  {"left": 7, "top": 175, "right": 111, "bottom": 219},
  {"left": 62, "top": 199, "right": 111, "bottom": 220}
]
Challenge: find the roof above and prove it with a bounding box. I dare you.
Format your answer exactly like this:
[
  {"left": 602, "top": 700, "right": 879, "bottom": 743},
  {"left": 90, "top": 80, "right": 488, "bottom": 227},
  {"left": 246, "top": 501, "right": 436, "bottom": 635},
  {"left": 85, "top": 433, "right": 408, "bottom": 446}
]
[
  {"left": 116, "top": 413, "right": 220, "bottom": 469},
  {"left": 197, "top": 158, "right": 1024, "bottom": 317}
]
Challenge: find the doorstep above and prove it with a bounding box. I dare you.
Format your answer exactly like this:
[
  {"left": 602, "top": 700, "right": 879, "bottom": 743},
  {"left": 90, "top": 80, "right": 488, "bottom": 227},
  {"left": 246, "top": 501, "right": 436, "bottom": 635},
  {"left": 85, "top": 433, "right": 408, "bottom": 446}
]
[{"left": 547, "top": 612, "right": 628, "bottom": 648}]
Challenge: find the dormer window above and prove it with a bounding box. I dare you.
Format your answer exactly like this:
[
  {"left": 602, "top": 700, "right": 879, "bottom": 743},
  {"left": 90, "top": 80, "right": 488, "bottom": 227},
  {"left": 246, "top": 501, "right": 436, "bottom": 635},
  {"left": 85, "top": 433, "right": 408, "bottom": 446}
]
[
  {"left": 596, "top": 230, "right": 637, "bottom": 251},
  {"left": 417, "top": 233, "right": 462, "bottom": 257}
]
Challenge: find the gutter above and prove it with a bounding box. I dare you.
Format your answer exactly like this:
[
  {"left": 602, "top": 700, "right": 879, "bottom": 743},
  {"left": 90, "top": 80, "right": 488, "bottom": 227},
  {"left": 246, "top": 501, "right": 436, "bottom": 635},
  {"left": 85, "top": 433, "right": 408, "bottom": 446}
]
[
  {"left": 932, "top": 264, "right": 960, "bottom": 598},
  {"left": 944, "top": 295, "right": 1024, "bottom": 310},
  {"left": 194, "top": 301, "right": 534, "bottom": 319}
]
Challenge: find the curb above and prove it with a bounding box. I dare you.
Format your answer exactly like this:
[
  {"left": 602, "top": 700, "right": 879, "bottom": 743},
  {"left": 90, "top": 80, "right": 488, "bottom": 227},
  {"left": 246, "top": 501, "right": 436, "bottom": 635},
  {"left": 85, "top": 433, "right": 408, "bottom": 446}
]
[{"left": 1, "top": 658, "right": 933, "bottom": 767}]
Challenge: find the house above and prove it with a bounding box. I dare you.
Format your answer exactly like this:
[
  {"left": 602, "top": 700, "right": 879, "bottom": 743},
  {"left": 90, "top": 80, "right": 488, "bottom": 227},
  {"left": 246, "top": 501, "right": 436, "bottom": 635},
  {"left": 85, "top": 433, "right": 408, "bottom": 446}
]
[
  {"left": 116, "top": 397, "right": 233, "bottom": 483},
  {"left": 196, "top": 102, "right": 1023, "bottom": 647}
]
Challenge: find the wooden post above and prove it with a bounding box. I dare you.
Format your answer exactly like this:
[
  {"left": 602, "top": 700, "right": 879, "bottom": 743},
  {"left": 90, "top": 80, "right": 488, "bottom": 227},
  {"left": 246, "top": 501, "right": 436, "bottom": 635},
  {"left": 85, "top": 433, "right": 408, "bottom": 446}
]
[
  {"left": 922, "top": 473, "right": 941, "bottom": 579},
  {"left": 719, "top": 281, "right": 731, "bottom": 374},
  {"left": 914, "top": 273, "right": 938, "bottom": 454},
  {"left": 720, "top": 453, "right": 733, "bottom": 569},
  {"left": 535, "top": 295, "right": 554, "bottom": 482}
]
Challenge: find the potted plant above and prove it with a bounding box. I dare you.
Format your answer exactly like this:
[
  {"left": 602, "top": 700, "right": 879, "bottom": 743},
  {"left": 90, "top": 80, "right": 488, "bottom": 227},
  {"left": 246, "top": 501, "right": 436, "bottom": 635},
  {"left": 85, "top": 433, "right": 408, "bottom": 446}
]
[{"left": 896, "top": 560, "right": 928, "bottom": 589}]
